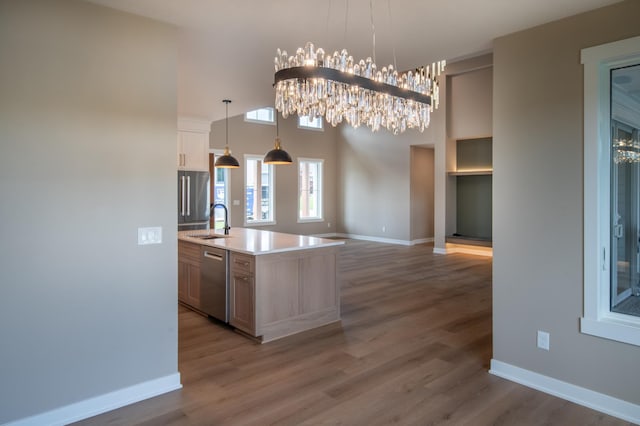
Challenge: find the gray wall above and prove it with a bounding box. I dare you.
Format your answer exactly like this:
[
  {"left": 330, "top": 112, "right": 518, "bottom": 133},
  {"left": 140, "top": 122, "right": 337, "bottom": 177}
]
[
  {"left": 410, "top": 147, "right": 435, "bottom": 241},
  {"left": 493, "top": 0, "right": 640, "bottom": 404},
  {"left": 456, "top": 175, "right": 492, "bottom": 239},
  {"left": 448, "top": 66, "right": 493, "bottom": 140},
  {"left": 337, "top": 124, "right": 438, "bottom": 242},
  {"left": 457, "top": 137, "right": 492, "bottom": 170},
  {"left": 210, "top": 114, "right": 338, "bottom": 236},
  {"left": 0, "top": 0, "right": 178, "bottom": 422}
]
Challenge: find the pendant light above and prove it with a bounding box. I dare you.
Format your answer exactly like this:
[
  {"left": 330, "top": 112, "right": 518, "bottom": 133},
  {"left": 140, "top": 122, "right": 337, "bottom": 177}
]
[
  {"left": 214, "top": 99, "right": 240, "bottom": 168},
  {"left": 263, "top": 110, "right": 292, "bottom": 165}
]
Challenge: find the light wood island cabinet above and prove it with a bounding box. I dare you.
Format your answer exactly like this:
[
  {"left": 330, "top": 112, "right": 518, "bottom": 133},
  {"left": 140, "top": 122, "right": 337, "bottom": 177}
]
[
  {"left": 229, "top": 252, "right": 255, "bottom": 334},
  {"left": 230, "top": 247, "right": 340, "bottom": 342},
  {"left": 178, "top": 228, "right": 343, "bottom": 343},
  {"left": 178, "top": 240, "right": 201, "bottom": 309}
]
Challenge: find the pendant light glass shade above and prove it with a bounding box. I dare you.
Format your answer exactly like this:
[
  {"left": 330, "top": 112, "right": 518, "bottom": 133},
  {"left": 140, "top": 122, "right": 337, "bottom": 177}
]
[
  {"left": 214, "top": 99, "right": 240, "bottom": 169},
  {"left": 264, "top": 111, "right": 292, "bottom": 165}
]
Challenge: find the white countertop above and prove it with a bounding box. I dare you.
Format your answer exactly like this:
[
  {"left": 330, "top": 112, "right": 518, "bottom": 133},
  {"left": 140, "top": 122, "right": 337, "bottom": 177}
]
[{"left": 178, "top": 228, "right": 344, "bottom": 255}]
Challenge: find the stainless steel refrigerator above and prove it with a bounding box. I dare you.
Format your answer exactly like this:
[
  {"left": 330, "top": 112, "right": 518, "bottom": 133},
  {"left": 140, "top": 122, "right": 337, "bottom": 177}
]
[{"left": 178, "top": 171, "right": 210, "bottom": 231}]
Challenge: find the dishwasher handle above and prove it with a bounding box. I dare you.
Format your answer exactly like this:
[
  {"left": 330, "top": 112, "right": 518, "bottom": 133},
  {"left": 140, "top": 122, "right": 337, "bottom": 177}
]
[{"left": 203, "top": 251, "right": 224, "bottom": 261}]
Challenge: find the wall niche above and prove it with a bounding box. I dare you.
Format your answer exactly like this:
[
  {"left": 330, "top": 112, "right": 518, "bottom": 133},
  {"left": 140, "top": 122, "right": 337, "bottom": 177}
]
[{"left": 448, "top": 137, "right": 492, "bottom": 246}]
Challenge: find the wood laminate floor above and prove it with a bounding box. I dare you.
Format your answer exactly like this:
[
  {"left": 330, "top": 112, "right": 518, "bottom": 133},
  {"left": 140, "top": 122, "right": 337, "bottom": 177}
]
[{"left": 76, "top": 240, "right": 633, "bottom": 425}]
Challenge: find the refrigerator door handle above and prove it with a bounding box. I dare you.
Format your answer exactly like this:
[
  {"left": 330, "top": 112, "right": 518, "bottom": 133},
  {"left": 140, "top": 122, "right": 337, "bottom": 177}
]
[
  {"left": 186, "top": 175, "right": 191, "bottom": 216},
  {"left": 180, "top": 176, "right": 186, "bottom": 216}
]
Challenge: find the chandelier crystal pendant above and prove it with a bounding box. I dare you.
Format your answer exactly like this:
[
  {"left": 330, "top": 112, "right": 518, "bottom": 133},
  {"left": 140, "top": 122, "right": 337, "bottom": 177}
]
[
  {"left": 614, "top": 136, "right": 640, "bottom": 163},
  {"left": 274, "top": 42, "right": 445, "bottom": 135}
]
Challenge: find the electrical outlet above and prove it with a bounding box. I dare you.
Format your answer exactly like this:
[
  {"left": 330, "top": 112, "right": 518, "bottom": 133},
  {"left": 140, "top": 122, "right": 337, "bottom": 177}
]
[
  {"left": 537, "top": 330, "right": 550, "bottom": 350},
  {"left": 327, "top": 222, "right": 331, "bottom": 227},
  {"left": 382, "top": 225, "right": 386, "bottom": 233},
  {"left": 138, "top": 227, "right": 162, "bottom": 245},
  {"left": 233, "top": 199, "right": 240, "bottom": 206}
]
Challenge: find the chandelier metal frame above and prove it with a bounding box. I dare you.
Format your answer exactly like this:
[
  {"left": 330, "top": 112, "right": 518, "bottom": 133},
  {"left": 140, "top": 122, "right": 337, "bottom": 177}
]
[{"left": 274, "top": 66, "right": 433, "bottom": 105}]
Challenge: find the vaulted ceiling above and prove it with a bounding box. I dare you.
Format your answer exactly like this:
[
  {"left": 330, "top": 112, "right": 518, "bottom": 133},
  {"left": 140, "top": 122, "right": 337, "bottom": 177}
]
[{"left": 87, "top": 0, "right": 621, "bottom": 121}]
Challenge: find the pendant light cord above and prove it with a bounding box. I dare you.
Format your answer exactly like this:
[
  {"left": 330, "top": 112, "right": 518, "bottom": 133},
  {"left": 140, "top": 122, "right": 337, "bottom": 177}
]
[{"left": 225, "top": 100, "right": 229, "bottom": 148}]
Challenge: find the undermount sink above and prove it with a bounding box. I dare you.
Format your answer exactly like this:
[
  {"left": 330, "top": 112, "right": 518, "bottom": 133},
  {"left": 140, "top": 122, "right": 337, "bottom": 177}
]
[{"left": 188, "top": 234, "right": 228, "bottom": 240}]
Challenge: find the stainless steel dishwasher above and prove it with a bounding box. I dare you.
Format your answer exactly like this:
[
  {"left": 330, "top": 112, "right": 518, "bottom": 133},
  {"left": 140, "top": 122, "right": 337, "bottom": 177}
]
[{"left": 200, "top": 246, "right": 229, "bottom": 323}]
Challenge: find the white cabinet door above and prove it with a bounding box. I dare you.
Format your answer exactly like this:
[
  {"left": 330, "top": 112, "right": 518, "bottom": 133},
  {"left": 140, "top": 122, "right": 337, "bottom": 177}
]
[{"left": 177, "top": 131, "right": 209, "bottom": 171}]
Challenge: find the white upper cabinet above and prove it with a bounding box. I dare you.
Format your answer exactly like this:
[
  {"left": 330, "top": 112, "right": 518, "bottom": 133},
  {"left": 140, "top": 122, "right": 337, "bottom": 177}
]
[{"left": 177, "top": 118, "right": 210, "bottom": 171}]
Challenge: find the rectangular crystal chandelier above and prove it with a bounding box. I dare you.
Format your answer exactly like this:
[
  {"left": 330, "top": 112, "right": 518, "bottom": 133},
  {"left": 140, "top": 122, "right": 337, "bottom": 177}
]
[{"left": 274, "top": 42, "right": 445, "bottom": 134}]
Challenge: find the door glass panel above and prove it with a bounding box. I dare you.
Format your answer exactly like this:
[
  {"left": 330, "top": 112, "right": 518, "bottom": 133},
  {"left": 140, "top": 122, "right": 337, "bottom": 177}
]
[{"left": 610, "top": 64, "right": 640, "bottom": 317}]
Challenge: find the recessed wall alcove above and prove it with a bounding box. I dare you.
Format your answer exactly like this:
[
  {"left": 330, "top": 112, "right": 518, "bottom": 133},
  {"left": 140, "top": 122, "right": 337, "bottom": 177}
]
[{"left": 447, "top": 137, "right": 492, "bottom": 247}]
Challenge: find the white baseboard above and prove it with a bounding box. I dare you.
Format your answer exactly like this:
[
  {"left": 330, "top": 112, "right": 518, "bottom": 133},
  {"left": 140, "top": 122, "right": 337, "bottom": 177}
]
[
  {"left": 411, "top": 237, "right": 434, "bottom": 246},
  {"left": 433, "top": 247, "right": 448, "bottom": 254},
  {"left": 320, "top": 233, "right": 433, "bottom": 247},
  {"left": 5, "top": 373, "right": 182, "bottom": 426},
  {"left": 490, "top": 359, "right": 640, "bottom": 424},
  {"left": 336, "top": 233, "right": 411, "bottom": 245}
]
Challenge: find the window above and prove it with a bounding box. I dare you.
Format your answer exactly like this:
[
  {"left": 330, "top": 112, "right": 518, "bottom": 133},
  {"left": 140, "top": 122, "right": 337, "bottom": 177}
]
[
  {"left": 298, "top": 115, "right": 323, "bottom": 130},
  {"left": 298, "top": 158, "right": 323, "bottom": 222},
  {"left": 245, "top": 155, "right": 275, "bottom": 225},
  {"left": 582, "top": 35, "right": 640, "bottom": 347},
  {"left": 210, "top": 150, "right": 230, "bottom": 230},
  {"left": 245, "top": 107, "right": 275, "bottom": 124}
]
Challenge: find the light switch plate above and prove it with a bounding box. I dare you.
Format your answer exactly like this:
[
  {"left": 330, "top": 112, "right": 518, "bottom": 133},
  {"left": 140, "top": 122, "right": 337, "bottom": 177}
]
[
  {"left": 138, "top": 227, "right": 162, "bottom": 245},
  {"left": 537, "top": 330, "right": 550, "bottom": 350},
  {"left": 233, "top": 199, "right": 240, "bottom": 206}
]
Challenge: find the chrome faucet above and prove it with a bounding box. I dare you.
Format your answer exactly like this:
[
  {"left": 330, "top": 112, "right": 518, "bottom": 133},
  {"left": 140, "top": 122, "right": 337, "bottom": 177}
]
[{"left": 210, "top": 203, "right": 230, "bottom": 235}]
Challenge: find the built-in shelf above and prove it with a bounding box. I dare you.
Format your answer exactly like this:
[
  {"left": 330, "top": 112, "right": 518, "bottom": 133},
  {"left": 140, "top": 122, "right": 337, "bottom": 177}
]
[
  {"left": 446, "top": 236, "right": 493, "bottom": 247},
  {"left": 448, "top": 170, "right": 493, "bottom": 176},
  {"left": 454, "top": 138, "right": 493, "bottom": 243}
]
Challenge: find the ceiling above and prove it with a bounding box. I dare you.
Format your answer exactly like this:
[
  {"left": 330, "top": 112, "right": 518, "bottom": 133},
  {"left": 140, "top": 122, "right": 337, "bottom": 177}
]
[{"left": 87, "top": 0, "right": 621, "bottom": 121}]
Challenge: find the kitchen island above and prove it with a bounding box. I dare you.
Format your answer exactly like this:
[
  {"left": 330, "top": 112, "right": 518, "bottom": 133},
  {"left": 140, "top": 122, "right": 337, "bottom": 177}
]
[{"left": 178, "top": 228, "right": 344, "bottom": 343}]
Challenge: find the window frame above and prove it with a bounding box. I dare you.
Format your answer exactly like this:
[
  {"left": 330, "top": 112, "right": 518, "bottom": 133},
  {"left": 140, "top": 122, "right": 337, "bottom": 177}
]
[
  {"left": 210, "top": 149, "right": 230, "bottom": 205},
  {"left": 210, "top": 149, "right": 230, "bottom": 230},
  {"left": 581, "top": 35, "right": 640, "bottom": 347},
  {"left": 298, "top": 115, "right": 324, "bottom": 131},
  {"left": 244, "top": 154, "right": 276, "bottom": 226},
  {"left": 297, "top": 157, "right": 324, "bottom": 223},
  {"left": 244, "top": 107, "right": 276, "bottom": 125}
]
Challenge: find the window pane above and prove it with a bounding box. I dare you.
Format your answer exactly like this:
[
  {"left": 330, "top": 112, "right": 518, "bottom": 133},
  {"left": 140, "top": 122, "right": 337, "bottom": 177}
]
[
  {"left": 246, "top": 158, "right": 257, "bottom": 221},
  {"left": 260, "top": 161, "right": 272, "bottom": 221},
  {"left": 299, "top": 115, "right": 323, "bottom": 130},
  {"left": 245, "top": 107, "right": 274, "bottom": 123},
  {"left": 299, "top": 159, "right": 323, "bottom": 220},
  {"left": 610, "top": 64, "right": 640, "bottom": 318},
  {"left": 245, "top": 156, "right": 273, "bottom": 223},
  {"left": 212, "top": 164, "right": 228, "bottom": 229}
]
